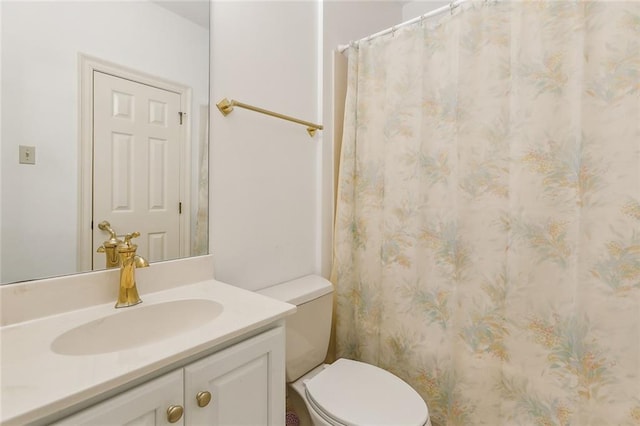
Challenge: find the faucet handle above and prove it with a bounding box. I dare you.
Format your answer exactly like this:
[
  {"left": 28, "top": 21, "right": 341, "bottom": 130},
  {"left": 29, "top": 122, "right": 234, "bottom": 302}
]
[
  {"left": 123, "top": 232, "right": 141, "bottom": 244},
  {"left": 117, "top": 232, "right": 141, "bottom": 252},
  {"left": 98, "top": 221, "right": 118, "bottom": 239}
]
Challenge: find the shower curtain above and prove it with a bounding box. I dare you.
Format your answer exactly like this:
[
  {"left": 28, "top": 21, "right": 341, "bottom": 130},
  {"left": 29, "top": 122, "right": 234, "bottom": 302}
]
[{"left": 332, "top": 2, "right": 639, "bottom": 425}]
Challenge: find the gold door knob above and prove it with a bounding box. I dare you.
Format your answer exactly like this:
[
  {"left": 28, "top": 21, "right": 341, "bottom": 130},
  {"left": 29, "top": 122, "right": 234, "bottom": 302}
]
[
  {"left": 166, "top": 405, "right": 184, "bottom": 423},
  {"left": 196, "top": 391, "right": 212, "bottom": 407}
]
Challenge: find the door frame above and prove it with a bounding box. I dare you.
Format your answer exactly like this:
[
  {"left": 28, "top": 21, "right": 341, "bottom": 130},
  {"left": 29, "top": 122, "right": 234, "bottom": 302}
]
[{"left": 77, "top": 53, "right": 192, "bottom": 271}]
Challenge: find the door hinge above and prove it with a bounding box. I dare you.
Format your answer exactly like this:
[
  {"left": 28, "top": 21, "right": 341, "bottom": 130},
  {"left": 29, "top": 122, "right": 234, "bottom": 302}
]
[
  {"left": 179, "top": 112, "right": 186, "bottom": 125},
  {"left": 179, "top": 202, "right": 182, "bottom": 214}
]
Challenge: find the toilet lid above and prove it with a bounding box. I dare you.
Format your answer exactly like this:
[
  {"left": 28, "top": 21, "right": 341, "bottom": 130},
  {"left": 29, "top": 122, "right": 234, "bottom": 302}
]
[{"left": 304, "top": 359, "right": 428, "bottom": 426}]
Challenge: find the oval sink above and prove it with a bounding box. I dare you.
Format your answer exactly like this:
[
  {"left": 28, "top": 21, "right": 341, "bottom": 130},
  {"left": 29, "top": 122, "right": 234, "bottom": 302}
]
[{"left": 51, "top": 299, "right": 223, "bottom": 356}]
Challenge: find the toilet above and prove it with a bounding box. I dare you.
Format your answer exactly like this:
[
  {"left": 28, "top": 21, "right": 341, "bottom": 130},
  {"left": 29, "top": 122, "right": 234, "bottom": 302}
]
[{"left": 258, "top": 275, "right": 431, "bottom": 426}]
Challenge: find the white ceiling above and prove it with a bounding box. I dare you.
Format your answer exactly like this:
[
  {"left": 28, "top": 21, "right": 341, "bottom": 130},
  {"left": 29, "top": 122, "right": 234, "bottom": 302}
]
[{"left": 152, "top": 1, "right": 210, "bottom": 30}]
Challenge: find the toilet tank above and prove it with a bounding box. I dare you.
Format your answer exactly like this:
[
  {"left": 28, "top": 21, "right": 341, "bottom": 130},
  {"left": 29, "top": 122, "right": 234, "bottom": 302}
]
[{"left": 257, "top": 275, "right": 333, "bottom": 383}]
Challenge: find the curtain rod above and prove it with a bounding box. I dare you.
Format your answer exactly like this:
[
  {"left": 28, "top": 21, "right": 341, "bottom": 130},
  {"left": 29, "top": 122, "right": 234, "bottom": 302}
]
[
  {"left": 337, "top": 0, "right": 469, "bottom": 53},
  {"left": 216, "top": 98, "right": 323, "bottom": 138}
]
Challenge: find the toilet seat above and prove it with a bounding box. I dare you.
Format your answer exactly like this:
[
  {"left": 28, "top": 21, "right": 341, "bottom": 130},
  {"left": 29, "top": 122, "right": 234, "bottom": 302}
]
[{"left": 304, "top": 358, "right": 428, "bottom": 426}]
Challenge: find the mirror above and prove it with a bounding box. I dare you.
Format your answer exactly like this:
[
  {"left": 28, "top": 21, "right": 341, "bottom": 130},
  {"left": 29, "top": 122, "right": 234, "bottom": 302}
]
[{"left": 1, "top": 0, "right": 210, "bottom": 284}]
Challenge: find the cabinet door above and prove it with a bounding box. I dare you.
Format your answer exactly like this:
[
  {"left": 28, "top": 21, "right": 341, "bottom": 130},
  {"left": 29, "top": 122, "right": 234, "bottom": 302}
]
[
  {"left": 53, "top": 370, "right": 184, "bottom": 426},
  {"left": 184, "top": 327, "right": 285, "bottom": 426}
]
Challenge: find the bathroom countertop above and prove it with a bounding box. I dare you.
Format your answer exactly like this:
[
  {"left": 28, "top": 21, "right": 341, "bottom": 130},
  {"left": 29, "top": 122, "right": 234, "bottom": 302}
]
[{"left": 0, "top": 279, "right": 296, "bottom": 425}]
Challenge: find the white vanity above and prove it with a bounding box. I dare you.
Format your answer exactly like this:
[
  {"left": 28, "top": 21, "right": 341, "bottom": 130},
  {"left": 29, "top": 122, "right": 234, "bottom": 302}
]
[{"left": 0, "top": 255, "right": 295, "bottom": 425}]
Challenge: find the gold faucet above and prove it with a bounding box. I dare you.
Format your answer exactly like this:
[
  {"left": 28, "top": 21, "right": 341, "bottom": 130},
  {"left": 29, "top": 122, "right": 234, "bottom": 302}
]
[
  {"left": 97, "top": 221, "right": 122, "bottom": 269},
  {"left": 115, "top": 232, "right": 149, "bottom": 308}
]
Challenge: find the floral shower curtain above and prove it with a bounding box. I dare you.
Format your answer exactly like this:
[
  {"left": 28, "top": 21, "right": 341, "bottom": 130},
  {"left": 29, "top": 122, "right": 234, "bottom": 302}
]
[{"left": 332, "top": 2, "right": 639, "bottom": 425}]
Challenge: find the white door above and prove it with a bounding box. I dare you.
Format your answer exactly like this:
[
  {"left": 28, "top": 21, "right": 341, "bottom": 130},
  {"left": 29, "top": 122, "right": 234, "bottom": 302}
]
[
  {"left": 93, "top": 71, "right": 182, "bottom": 268},
  {"left": 52, "top": 370, "right": 184, "bottom": 425}
]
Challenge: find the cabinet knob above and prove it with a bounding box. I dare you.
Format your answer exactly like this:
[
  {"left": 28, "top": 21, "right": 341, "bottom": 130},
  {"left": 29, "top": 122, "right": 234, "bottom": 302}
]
[
  {"left": 196, "top": 391, "right": 212, "bottom": 407},
  {"left": 166, "top": 405, "right": 184, "bottom": 423}
]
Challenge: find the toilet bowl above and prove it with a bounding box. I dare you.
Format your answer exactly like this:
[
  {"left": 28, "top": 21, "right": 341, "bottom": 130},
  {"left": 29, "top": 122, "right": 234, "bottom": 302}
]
[{"left": 258, "top": 275, "right": 431, "bottom": 426}]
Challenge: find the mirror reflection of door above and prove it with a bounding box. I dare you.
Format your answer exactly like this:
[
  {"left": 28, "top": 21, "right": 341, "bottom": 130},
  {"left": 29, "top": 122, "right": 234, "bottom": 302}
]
[{"left": 92, "top": 71, "right": 182, "bottom": 269}]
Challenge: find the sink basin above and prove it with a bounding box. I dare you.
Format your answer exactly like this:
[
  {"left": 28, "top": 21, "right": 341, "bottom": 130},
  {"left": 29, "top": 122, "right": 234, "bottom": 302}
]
[{"left": 51, "top": 299, "right": 224, "bottom": 356}]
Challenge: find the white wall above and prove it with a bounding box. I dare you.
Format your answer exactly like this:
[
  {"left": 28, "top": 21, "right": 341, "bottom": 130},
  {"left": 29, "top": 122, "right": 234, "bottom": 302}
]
[
  {"left": 210, "top": 1, "right": 320, "bottom": 290},
  {"left": 1, "top": 0, "right": 406, "bottom": 288},
  {"left": 0, "top": 1, "right": 208, "bottom": 283},
  {"left": 210, "top": 1, "right": 403, "bottom": 290}
]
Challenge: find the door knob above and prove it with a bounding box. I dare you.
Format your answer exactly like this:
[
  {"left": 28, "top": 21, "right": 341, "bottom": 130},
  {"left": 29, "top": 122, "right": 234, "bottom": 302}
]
[
  {"left": 196, "top": 391, "right": 212, "bottom": 407},
  {"left": 166, "top": 405, "right": 184, "bottom": 423}
]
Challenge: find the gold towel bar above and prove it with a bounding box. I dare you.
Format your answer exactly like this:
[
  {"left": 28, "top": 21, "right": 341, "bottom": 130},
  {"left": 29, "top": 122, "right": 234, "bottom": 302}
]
[{"left": 216, "top": 98, "right": 323, "bottom": 137}]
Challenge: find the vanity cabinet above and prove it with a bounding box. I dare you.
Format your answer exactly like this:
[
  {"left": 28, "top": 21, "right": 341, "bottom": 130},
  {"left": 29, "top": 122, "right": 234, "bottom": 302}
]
[{"left": 53, "top": 327, "right": 285, "bottom": 426}]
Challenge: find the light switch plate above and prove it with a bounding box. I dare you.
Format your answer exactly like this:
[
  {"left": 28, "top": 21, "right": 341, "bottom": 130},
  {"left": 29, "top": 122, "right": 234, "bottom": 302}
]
[{"left": 19, "top": 145, "right": 36, "bottom": 165}]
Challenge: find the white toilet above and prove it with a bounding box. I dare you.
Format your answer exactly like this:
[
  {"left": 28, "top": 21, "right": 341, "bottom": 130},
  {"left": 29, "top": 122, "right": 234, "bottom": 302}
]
[{"left": 258, "top": 275, "right": 431, "bottom": 426}]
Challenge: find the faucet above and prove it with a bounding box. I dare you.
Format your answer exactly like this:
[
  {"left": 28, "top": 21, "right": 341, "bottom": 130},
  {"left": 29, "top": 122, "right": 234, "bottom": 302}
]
[
  {"left": 97, "top": 221, "right": 123, "bottom": 269},
  {"left": 115, "top": 232, "right": 149, "bottom": 308}
]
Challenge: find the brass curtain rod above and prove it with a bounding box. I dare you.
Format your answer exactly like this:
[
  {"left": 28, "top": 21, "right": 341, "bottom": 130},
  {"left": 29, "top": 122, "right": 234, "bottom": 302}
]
[{"left": 216, "top": 98, "right": 323, "bottom": 137}]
